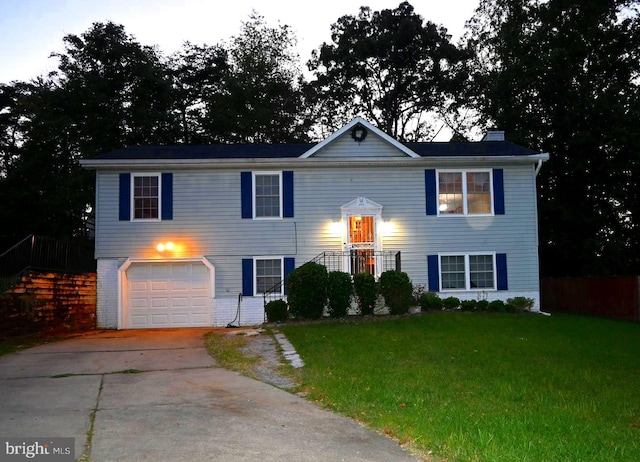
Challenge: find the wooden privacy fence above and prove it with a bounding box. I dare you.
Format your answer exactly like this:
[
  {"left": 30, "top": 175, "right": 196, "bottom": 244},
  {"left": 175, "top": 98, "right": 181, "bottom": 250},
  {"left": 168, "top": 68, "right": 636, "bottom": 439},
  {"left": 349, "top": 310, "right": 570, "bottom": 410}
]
[{"left": 541, "top": 276, "right": 640, "bottom": 322}]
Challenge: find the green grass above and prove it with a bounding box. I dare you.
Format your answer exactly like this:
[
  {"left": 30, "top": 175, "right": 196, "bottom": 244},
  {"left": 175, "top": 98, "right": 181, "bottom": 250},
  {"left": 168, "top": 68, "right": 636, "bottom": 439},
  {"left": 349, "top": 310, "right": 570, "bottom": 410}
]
[
  {"left": 0, "top": 331, "right": 61, "bottom": 357},
  {"left": 281, "top": 313, "right": 640, "bottom": 461},
  {"left": 205, "top": 331, "right": 259, "bottom": 378}
]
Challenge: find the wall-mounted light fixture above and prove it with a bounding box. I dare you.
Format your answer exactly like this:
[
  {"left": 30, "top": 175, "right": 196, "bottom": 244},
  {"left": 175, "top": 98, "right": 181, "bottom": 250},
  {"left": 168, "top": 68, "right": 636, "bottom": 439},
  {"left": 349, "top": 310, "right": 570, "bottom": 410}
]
[
  {"left": 328, "top": 221, "right": 344, "bottom": 237},
  {"left": 156, "top": 241, "right": 175, "bottom": 253},
  {"left": 380, "top": 221, "right": 396, "bottom": 237},
  {"left": 350, "top": 125, "right": 368, "bottom": 143}
]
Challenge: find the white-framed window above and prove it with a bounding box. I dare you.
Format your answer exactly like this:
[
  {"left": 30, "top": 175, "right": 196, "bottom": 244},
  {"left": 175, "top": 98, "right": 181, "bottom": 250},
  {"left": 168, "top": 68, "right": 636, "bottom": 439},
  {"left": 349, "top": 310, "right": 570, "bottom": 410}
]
[
  {"left": 253, "top": 172, "right": 282, "bottom": 219},
  {"left": 132, "top": 173, "right": 161, "bottom": 220},
  {"left": 437, "top": 170, "right": 493, "bottom": 215},
  {"left": 254, "top": 257, "right": 283, "bottom": 296},
  {"left": 440, "top": 253, "right": 496, "bottom": 291}
]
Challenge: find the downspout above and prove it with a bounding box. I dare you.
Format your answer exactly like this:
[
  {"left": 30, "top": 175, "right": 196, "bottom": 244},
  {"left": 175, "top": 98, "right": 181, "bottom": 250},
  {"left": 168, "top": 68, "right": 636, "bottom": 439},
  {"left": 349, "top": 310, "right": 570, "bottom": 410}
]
[{"left": 535, "top": 159, "right": 543, "bottom": 176}]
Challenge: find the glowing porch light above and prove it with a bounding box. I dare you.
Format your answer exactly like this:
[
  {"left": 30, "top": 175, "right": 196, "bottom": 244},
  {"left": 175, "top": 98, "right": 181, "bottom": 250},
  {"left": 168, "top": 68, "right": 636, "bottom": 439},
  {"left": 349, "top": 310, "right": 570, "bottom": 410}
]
[
  {"left": 328, "top": 221, "right": 344, "bottom": 237},
  {"left": 380, "top": 221, "right": 396, "bottom": 237},
  {"left": 156, "top": 241, "right": 175, "bottom": 253}
]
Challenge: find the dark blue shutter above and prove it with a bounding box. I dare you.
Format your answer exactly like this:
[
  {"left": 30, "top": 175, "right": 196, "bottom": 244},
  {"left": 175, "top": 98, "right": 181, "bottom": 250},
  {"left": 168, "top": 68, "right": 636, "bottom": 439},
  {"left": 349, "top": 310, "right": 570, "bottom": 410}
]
[
  {"left": 427, "top": 255, "right": 439, "bottom": 292},
  {"left": 241, "top": 172, "right": 252, "bottom": 219},
  {"left": 284, "top": 257, "right": 295, "bottom": 295},
  {"left": 493, "top": 169, "right": 505, "bottom": 215},
  {"left": 496, "top": 253, "right": 508, "bottom": 290},
  {"left": 119, "top": 173, "right": 131, "bottom": 221},
  {"left": 425, "top": 169, "right": 437, "bottom": 215},
  {"left": 283, "top": 171, "right": 294, "bottom": 218},
  {"left": 161, "top": 173, "right": 173, "bottom": 220},
  {"left": 242, "top": 259, "right": 254, "bottom": 296}
]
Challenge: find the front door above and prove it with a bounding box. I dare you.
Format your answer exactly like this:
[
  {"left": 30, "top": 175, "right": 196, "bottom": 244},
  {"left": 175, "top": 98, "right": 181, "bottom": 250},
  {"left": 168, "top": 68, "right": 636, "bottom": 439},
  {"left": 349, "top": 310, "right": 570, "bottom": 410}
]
[{"left": 347, "top": 215, "right": 376, "bottom": 275}]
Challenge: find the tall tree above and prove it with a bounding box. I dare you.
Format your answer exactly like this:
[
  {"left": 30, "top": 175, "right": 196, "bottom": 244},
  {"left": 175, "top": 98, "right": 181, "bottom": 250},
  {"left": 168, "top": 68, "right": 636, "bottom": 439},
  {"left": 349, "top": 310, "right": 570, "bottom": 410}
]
[
  {"left": 0, "top": 22, "right": 179, "bottom": 247},
  {"left": 51, "top": 21, "right": 178, "bottom": 155},
  {"left": 208, "top": 12, "right": 311, "bottom": 143},
  {"left": 466, "top": 0, "right": 640, "bottom": 276},
  {"left": 168, "top": 42, "right": 230, "bottom": 144},
  {"left": 307, "top": 1, "right": 470, "bottom": 140},
  {"left": 0, "top": 80, "right": 93, "bottom": 247}
]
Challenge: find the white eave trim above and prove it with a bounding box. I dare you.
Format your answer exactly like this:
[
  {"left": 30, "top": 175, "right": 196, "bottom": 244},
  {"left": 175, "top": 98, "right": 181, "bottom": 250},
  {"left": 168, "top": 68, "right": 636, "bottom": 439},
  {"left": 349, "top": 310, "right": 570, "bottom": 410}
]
[
  {"left": 81, "top": 153, "right": 550, "bottom": 170},
  {"left": 299, "top": 116, "right": 421, "bottom": 159}
]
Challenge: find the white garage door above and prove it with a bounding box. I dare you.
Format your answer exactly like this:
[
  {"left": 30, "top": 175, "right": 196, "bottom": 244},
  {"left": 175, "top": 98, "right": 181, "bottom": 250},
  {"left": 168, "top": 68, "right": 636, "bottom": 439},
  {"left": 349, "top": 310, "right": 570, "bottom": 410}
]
[{"left": 126, "top": 262, "right": 211, "bottom": 328}]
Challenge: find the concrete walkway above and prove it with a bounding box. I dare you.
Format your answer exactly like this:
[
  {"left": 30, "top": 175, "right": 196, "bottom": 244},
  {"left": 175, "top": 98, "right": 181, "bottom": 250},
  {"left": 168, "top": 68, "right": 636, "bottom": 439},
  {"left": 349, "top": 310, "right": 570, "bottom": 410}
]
[{"left": 0, "top": 329, "right": 419, "bottom": 461}]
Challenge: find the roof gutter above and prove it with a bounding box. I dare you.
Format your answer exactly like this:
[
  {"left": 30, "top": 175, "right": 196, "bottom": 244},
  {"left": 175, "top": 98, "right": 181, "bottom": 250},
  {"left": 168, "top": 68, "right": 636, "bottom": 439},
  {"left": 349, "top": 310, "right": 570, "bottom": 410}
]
[{"left": 80, "top": 153, "right": 551, "bottom": 170}]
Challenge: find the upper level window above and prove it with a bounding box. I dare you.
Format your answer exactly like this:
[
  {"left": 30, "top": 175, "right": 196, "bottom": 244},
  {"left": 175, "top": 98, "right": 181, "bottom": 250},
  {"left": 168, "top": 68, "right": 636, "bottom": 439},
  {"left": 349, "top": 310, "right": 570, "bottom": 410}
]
[
  {"left": 254, "top": 172, "right": 282, "bottom": 218},
  {"left": 438, "top": 170, "right": 492, "bottom": 215},
  {"left": 133, "top": 174, "right": 160, "bottom": 220}
]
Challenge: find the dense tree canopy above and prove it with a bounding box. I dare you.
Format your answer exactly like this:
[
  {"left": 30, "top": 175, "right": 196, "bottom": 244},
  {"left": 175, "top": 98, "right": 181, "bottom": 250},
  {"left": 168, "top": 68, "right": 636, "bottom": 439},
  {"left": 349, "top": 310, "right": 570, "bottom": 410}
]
[
  {"left": 306, "top": 1, "right": 470, "bottom": 140},
  {"left": 466, "top": 0, "right": 640, "bottom": 276},
  {"left": 2, "top": 2, "right": 640, "bottom": 281}
]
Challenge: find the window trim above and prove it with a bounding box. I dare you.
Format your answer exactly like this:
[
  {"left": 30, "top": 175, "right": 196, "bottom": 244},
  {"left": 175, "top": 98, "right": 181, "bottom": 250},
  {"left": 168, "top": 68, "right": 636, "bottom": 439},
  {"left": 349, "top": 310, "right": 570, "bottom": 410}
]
[
  {"left": 436, "top": 169, "right": 494, "bottom": 216},
  {"left": 252, "top": 171, "right": 283, "bottom": 220},
  {"left": 439, "top": 252, "right": 497, "bottom": 291},
  {"left": 131, "top": 172, "right": 162, "bottom": 222},
  {"left": 253, "top": 256, "right": 284, "bottom": 296}
]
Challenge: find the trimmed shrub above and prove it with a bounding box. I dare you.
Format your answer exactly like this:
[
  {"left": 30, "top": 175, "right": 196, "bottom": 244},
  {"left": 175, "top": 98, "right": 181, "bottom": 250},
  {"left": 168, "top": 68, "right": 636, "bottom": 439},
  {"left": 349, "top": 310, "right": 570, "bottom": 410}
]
[
  {"left": 460, "top": 299, "right": 477, "bottom": 312},
  {"left": 287, "top": 262, "right": 328, "bottom": 319},
  {"left": 442, "top": 296, "right": 461, "bottom": 310},
  {"left": 419, "top": 292, "right": 443, "bottom": 311},
  {"left": 505, "top": 302, "right": 518, "bottom": 313},
  {"left": 488, "top": 299, "right": 505, "bottom": 312},
  {"left": 265, "top": 299, "right": 288, "bottom": 323},
  {"left": 353, "top": 272, "right": 376, "bottom": 315},
  {"left": 379, "top": 270, "right": 413, "bottom": 315},
  {"left": 327, "top": 271, "right": 352, "bottom": 318},
  {"left": 476, "top": 299, "right": 490, "bottom": 311},
  {"left": 506, "top": 296, "right": 535, "bottom": 312}
]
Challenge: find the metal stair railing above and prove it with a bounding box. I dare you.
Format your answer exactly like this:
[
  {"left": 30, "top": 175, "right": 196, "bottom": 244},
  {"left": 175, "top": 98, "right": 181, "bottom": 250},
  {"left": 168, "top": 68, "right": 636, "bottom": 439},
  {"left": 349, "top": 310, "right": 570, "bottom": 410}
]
[
  {"left": 262, "top": 250, "right": 401, "bottom": 307},
  {"left": 0, "top": 235, "right": 96, "bottom": 294}
]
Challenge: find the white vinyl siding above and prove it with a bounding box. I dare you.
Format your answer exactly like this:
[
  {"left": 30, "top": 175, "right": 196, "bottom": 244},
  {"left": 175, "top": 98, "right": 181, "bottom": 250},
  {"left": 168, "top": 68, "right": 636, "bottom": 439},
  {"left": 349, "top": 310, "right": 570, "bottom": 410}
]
[{"left": 95, "top": 162, "right": 540, "bottom": 298}]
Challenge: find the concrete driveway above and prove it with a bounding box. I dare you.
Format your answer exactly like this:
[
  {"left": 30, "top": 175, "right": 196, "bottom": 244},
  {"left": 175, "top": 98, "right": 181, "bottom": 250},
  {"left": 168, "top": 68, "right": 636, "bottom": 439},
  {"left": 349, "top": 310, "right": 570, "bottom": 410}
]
[{"left": 0, "top": 329, "right": 419, "bottom": 461}]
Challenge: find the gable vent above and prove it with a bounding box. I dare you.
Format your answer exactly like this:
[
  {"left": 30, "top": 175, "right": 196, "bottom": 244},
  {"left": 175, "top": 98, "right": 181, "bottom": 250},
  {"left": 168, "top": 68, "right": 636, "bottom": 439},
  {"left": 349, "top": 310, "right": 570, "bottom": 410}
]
[{"left": 482, "top": 130, "right": 505, "bottom": 141}]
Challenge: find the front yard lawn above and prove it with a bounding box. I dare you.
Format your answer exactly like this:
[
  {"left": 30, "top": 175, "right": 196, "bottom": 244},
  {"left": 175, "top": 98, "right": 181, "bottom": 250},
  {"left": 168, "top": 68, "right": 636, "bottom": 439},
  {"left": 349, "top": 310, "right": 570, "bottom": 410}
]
[{"left": 281, "top": 313, "right": 640, "bottom": 461}]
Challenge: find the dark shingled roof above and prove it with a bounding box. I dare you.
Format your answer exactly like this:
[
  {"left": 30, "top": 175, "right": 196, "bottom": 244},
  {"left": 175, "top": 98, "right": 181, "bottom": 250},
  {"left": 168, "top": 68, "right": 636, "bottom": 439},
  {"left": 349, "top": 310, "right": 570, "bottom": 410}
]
[{"left": 92, "top": 140, "right": 538, "bottom": 160}]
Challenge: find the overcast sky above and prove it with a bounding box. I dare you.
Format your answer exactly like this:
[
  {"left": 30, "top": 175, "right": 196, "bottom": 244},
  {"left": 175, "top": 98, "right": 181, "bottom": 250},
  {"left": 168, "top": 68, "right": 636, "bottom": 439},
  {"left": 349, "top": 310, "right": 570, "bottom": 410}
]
[{"left": 0, "top": 0, "right": 480, "bottom": 84}]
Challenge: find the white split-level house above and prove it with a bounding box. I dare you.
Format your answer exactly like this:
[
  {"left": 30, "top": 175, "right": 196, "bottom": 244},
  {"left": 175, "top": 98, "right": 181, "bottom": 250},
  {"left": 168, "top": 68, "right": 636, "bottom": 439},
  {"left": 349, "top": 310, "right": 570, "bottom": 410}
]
[{"left": 80, "top": 117, "right": 549, "bottom": 329}]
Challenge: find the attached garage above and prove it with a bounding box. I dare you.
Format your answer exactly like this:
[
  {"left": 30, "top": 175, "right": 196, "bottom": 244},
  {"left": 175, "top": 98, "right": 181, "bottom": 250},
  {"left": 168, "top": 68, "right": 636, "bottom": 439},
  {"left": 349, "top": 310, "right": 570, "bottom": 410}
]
[{"left": 122, "top": 259, "right": 214, "bottom": 329}]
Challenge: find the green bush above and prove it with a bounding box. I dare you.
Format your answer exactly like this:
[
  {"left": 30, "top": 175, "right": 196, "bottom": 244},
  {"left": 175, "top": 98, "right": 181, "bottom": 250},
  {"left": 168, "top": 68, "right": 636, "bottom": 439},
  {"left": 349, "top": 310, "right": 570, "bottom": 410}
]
[
  {"left": 419, "top": 292, "right": 443, "bottom": 311},
  {"left": 287, "top": 262, "right": 328, "bottom": 319},
  {"left": 506, "top": 296, "right": 535, "bottom": 312},
  {"left": 488, "top": 299, "right": 505, "bottom": 312},
  {"left": 505, "top": 302, "right": 517, "bottom": 313},
  {"left": 353, "top": 272, "right": 376, "bottom": 315},
  {"left": 379, "top": 270, "right": 413, "bottom": 315},
  {"left": 476, "top": 299, "right": 490, "bottom": 311},
  {"left": 327, "top": 271, "right": 352, "bottom": 318},
  {"left": 460, "top": 299, "right": 477, "bottom": 312},
  {"left": 265, "top": 299, "right": 288, "bottom": 323},
  {"left": 442, "top": 296, "right": 461, "bottom": 310}
]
